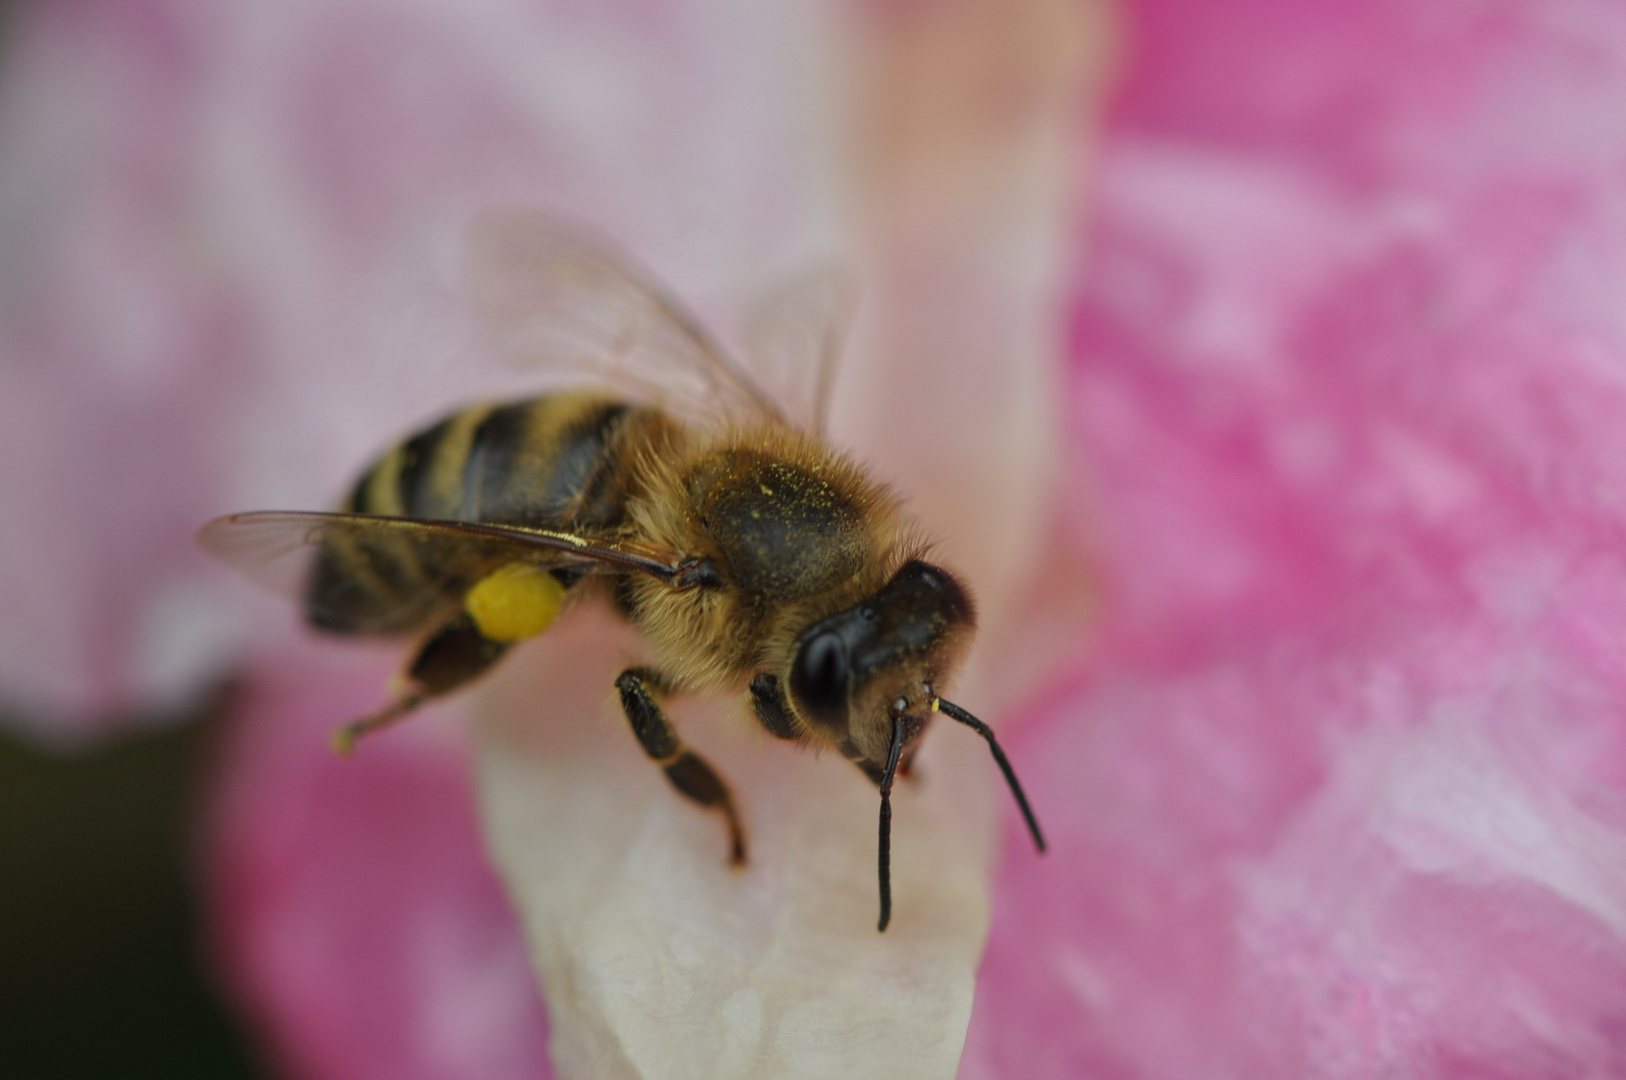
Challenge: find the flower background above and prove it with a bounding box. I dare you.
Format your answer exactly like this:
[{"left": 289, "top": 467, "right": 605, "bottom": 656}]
[{"left": 7, "top": 0, "right": 1626, "bottom": 1078}]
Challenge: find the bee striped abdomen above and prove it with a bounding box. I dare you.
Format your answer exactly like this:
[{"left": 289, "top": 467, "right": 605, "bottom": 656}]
[
  {"left": 304, "top": 392, "right": 649, "bottom": 636},
  {"left": 460, "top": 397, "right": 633, "bottom": 530},
  {"left": 395, "top": 406, "right": 493, "bottom": 519}
]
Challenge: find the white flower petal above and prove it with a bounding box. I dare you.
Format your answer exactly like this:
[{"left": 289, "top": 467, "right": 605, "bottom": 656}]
[{"left": 478, "top": 608, "right": 996, "bottom": 1079}]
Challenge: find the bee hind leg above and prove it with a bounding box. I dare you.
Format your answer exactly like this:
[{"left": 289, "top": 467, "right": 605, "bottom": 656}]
[
  {"left": 615, "top": 667, "right": 747, "bottom": 867},
  {"left": 332, "top": 613, "right": 511, "bottom": 755},
  {"left": 330, "top": 691, "right": 425, "bottom": 756}
]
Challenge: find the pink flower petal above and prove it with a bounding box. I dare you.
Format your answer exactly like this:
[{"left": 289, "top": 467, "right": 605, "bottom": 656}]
[
  {"left": 206, "top": 640, "right": 555, "bottom": 1080},
  {"left": 965, "top": 1, "right": 1626, "bottom": 1075}
]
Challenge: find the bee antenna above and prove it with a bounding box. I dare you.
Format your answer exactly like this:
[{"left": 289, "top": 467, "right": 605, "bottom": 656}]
[
  {"left": 933, "top": 698, "right": 1047, "bottom": 855},
  {"left": 876, "top": 711, "right": 907, "bottom": 933}
]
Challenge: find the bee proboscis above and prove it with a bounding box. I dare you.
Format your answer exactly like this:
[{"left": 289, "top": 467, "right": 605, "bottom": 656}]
[{"left": 199, "top": 211, "right": 1045, "bottom": 931}]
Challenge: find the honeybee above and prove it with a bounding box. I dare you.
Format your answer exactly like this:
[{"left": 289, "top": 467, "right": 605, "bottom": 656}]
[{"left": 199, "top": 211, "right": 1044, "bottom": 931}]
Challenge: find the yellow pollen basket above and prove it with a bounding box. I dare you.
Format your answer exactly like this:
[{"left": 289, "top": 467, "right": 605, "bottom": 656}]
[{"left": 464, "top": 562, "right": 567, "bottom": 643}]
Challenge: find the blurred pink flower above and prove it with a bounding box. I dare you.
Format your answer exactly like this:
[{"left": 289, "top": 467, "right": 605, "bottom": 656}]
[
  {"left": 209, "top": 640, "right": 552, "bottom": 1080},
  {"left": 7, "top": 0, "right": 1626, "bottom": 1077},
  {"left": 967, "top": 0, "right": 1626, "bottom": 1075}
]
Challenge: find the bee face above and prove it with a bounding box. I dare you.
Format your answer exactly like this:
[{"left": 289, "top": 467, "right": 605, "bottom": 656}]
[{"left": 788, "top": 560, "right": 975, "bottom": 762}]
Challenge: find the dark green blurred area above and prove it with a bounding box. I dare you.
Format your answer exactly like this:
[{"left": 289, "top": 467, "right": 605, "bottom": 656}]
[
  {"left": 0, "top": 0, "right": 263, "bottom": 1069},
  {"left": 0, "top": 717, "right": 265, "bottom": 1080},
  {"left": 0, "top": 0, "right": 266, "bottom": 1066}
]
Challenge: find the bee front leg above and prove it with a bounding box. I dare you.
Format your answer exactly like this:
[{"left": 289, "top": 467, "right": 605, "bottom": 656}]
[
  {"left": 331, "top": 613, "right": 511, "bottom": 755},
  {"left": 748, "top": 673, "right": 802, "bottom": 740},
  {"left": 615, "top": 668, "right": 747, "bottom": 866}
]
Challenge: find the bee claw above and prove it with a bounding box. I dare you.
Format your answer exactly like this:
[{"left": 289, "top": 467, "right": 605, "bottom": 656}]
[
  {"left": 328, "top": 691, "right": 424, "bottom": 757},
  {"left": 329, "top": 725, "right": 361, "bottom": 757}
]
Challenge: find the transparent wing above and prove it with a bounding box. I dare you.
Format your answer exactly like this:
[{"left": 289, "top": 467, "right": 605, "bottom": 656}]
[
  {"left": 743, "top": 265, "right": 854, "bottom": 435},
  {"left": 465, "top": 209, "right": 786, "bottom": 429},
  {"left": 199, "top": 511, "right": 689, "bottom": 633}
]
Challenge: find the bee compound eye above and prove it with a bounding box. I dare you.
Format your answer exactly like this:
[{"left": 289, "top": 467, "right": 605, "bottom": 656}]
[{"left": 790, "top": 629, "right": 849, "bottom": 726}]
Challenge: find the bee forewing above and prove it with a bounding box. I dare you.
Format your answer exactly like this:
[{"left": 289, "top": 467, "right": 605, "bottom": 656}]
[
  {"left": 197, "top": 511, "right": 672, "bottom": 608},
  {"left": 197, "top": 511, "right": 347, "bottom": 602},
  {"left": 465, "top": 209, "right": 786, "bottom": 430}
]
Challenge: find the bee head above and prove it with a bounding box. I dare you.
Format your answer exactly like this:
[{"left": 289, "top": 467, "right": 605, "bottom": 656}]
[{"left": 788, "top": 560, "right": 975, "bottom": 762}]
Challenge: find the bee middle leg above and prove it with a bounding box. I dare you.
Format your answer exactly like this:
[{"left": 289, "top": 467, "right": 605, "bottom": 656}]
[
  {"left": 615, "top": 667, "right": 747, "bottom": 866},
  {"left": 332, "top": 613, "right": 510, "bottom": 754}
]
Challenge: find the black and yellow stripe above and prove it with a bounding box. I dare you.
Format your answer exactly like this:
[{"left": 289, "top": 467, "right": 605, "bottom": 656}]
[{"left": 305, "top": 392, "right": 651, "bottom": 636}]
